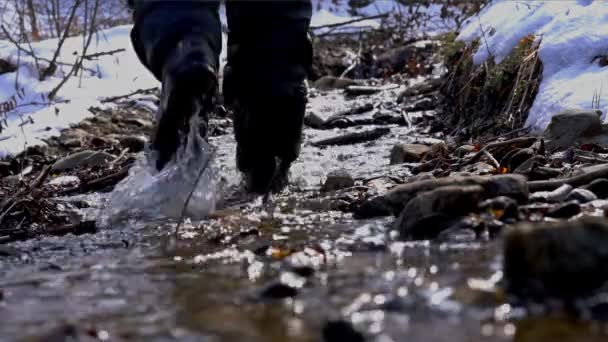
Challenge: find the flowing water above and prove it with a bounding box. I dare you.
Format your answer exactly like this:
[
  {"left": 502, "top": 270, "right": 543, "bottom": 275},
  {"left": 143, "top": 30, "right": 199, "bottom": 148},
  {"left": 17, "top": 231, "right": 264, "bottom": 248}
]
[{"left": 1, "top": 90, "right": 607, "bottom": 341}]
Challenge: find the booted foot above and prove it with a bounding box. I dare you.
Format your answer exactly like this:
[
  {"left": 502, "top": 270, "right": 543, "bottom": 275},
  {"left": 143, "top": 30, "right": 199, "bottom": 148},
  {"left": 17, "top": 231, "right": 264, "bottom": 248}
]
[{"left": 152, "top": 38, "right": 217, "bottom": 171}]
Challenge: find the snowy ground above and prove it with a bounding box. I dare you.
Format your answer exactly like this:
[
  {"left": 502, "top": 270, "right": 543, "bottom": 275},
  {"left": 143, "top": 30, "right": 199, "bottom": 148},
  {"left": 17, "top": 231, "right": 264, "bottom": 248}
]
[{"left": 458, "top": 0, "right": 608, "bottom": 132}]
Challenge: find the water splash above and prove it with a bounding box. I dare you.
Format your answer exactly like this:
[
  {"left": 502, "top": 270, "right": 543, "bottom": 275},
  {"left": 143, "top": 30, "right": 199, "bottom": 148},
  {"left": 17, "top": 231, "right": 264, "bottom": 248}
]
[{"left": 99, "top": 117, "right": 220, "bottom": 227}]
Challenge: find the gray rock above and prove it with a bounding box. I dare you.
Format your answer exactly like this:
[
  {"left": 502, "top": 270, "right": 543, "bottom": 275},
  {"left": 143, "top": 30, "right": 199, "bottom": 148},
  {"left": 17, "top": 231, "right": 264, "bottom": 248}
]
[
  {"left": 405, "top": 97, "right": 435, "bottom": 112},
  {"left": 546, "top": 201, "right": 581, "bottom": 218},
  {"left": 530, "top": 184, "right": 573, "bottom": 203},
  {"left": 355, "top": 174, "right": 528, "bottom": 218},
  {"left": 312, "top": 76, "right": 358, "bottom": 91},
  {"left": 304, "top": 112, "right": 326, "bottom": 129},
  {"left": 544, "top": 109, "right": 602, "bottom": 150},
  {"left": 322, "top": 169, "right": 355, "bottom": 192},
  {"left": 567, "top": 188, "right": 598, "bottom": 203},
  {"left": 51, "top": 150, "right": 115, "bottom": 172},
  {"left": 583, "top": 178, "right": 608, "bottom": 199},
  {"left": 389, "top": 144, "right": 430, "bottom": 164},
  {"left": 508, "top": 148, "right": 535, "bottom": 172},
  {"left": 119, "top": 135, "right": 147, "bottom": 152},
  {"left": 479, "top": 196, "right": 518, "bottom": 221},
  {"left": 504, "top": 217, "right": 608, "bottom": 298},
  {"left": 395, "top": 185, "right": 484, "bottom": 239}
]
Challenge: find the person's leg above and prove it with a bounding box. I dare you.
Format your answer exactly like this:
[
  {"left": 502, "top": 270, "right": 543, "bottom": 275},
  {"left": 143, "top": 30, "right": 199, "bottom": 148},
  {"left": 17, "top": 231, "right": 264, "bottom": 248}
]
[
  {"left": 130, "top": 1, "right": 222, "bottom": 170},
  {"left": 224, "top": 0, "right": 313, "bottom": 193}
]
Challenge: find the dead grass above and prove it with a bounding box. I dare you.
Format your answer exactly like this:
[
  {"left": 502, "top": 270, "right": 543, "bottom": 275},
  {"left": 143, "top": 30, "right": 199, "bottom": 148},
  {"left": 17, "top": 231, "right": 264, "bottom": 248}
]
[{"left": 439, "top": 33, "right": 543, "bottom": 140}]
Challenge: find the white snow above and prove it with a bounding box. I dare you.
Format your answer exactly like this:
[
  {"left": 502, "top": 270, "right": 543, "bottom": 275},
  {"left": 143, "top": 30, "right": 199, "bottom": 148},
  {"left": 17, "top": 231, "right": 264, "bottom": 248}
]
[
  {"left": 0, "top": 25, "right": 159, "bottom": 157},
  {"left": 458, "top": 0, "right": 608, "bottom": 132},
  {"left": 311, "top": 9, "right": 380, "bottom": 33}
]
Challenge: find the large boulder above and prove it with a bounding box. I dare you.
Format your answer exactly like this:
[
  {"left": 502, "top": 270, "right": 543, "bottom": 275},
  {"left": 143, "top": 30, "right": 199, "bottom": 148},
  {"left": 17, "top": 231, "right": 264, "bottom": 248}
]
[
  {"left": 395, "top": 185, "right": 484, "bottom": 239},
  {"left": 504, "top": 217, "right": 608, "bottom": 298},
  {"left": 544, "top": 109, "right": 602, "bottom": 150}
]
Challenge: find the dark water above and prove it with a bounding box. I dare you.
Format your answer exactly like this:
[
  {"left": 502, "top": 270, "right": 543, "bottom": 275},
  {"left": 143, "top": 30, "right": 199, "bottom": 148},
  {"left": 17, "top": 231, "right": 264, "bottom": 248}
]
[{"left": 2, "top": 89, "right": 608, "bottom": 341}]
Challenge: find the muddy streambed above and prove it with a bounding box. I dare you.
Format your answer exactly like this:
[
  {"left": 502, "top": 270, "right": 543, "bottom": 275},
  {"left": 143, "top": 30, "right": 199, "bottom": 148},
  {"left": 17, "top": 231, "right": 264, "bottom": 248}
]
[{"left": 1, "top": 89, "right": 607, "bottom": 341}]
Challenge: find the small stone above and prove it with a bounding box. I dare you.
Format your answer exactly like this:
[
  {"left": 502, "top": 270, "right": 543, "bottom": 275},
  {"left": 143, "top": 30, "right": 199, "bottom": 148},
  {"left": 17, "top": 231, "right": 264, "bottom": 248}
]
[
  {"left": 389, "top": 144, "right": 430, "bottom": 164},
  {"left": 322, "top": 320, "right": 365, "bottom": 342},
  {"left": 531, "top": 184, "right": 573, "bottom": 203},
  {"left": 583, "top": 179, "right": 608, "bottom": 199},
  {"left": 544, "top": 109, "right": 602, "bottom": 150},
  {"left": 567, "top": 188, "right": 598, "bottom": 203},
  {"left": 313, "top": 76, "right": 358, "bottom": 91},
  {"left": 504, "top": 217, "right": 608, "bottom": 298},
  {"left": 508, "top": 148, "right": 535, "bottom": 172},
  {"left": 395, "top": 185, "right": 484, "bottom": 239},
  {"left": 48, "top": 176, "right": 80, "bottom": 187},
  {"left": 119, "top": 135, "right": 147, "bottom": 152},
  {"left": 322, "top": 169, "right": 355, "bottom": 192},
  {"left": 545, "top": 201, "right": 581, "bottom": 218},
  {"left": 51, "top": 150, "right": 115, "bottom": 172},
  {"left": 304, "top": 112, "right": 326, "bottom": 129},
  {"left": 454, "top": 145, "right": 475, "bottom": 158},
  {"left": 259, "top": 282, "right": 298, "bottom": 299}
]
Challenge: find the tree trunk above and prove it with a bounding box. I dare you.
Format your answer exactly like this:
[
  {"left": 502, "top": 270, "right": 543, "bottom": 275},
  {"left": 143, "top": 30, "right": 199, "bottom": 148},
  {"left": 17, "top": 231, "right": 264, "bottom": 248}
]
[{"left": 25, "top": 0, "right": 41, "bottom": 41}]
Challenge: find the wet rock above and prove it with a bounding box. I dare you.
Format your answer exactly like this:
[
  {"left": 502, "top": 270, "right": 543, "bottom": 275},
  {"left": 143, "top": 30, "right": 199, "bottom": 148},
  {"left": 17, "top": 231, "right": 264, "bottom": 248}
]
[
  {"left": 508, "top": 148, "right": 535, "bottom": 171},
  {"left": 322, "top": 320, "right": 365, "bottom": 342},
  {"left": 356, "top": 174, "right": 528, "bottom": 218},
  {"left": 544, "top": 109, "right": 602, "bottom": 150},
  {"left": 479, "top": 196, "right": 518, "bottom": 222},
  {"left": 313, "top": 76, "right": 358, "bottom": 90},
  {"left": 504, "top": 217, "right": 608, "bottom": 298},
  {"left": 567, "top": 188, "right": 598, "bottom": 203},
  {"left": 583, "top": 178, "right": 608, "bottom": 199},
  {"left": 512, "top": 155, "right": 547, "bottom": 175},
  {"left": 530, "top": 184, "right": 573, "bottom": 203},
  {"left": 61, "top": 138, "right": 82, "bottom": 148},
  {"left": 304, "top": 112, "right": 326, "bottom": 129},
  {"left": 454, "top": 145, "right": 475, "bottom": 158},
  {"left": 395, "top": 185, "right": 484, "bottom": 239},
  {"left": 427, "top": 142, "right": 449, "bottom": 159},
  {"left": 545, "top": 201, "right": 581, "bottom": 218},
  {"left": 51, "top": 150, "right": 115, "bottom": 172},
  {"left": 322, "top": 169, "right": 355, "bottom": 192},
  {"left": 259, "top": 282, "right": 298, "bottom": 299},
  {"left": 354, "top": 195, "right": 393, "bottom": 219},
  {"left": 389, "top": 143, "right": 430, "bottom": 164},
  {"left": 119, "top": 135, "right": 147, "bottom": 152}
]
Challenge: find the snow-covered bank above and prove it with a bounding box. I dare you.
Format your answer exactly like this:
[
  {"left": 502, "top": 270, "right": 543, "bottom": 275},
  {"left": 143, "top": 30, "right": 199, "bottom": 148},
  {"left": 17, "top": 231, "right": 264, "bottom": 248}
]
[
  {"left": 0, "top": 25, "right": 158, "bottom": 157},
  {"left": 458, "top": 0, "right": 608, "bottom": 132}
]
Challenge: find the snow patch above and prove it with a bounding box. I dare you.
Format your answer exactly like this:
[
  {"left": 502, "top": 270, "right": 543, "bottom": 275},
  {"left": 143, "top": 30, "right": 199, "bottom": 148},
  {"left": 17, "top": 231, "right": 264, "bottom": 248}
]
[{"left": 458, "top": 0, "right": 608, "bottom": 132}]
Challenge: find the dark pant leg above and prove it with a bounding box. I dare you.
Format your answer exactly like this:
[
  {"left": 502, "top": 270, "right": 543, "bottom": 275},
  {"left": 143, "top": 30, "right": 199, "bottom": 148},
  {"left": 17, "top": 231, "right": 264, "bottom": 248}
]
[
  {"left": 130, "top": 0, "right": 222, "bottom": 81},
  {"left": 224, "top": 1, "right": 313, "bottom": 171}
]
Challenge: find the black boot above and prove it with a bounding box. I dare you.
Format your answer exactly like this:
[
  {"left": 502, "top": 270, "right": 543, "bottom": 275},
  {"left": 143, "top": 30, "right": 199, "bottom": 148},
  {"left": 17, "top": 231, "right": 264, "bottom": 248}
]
[
  {"left": 232, "top": 91, "right": 306, "bottom": 194},
  {"left": 151, "top": 36, "right": 217, "bottom": 171}
]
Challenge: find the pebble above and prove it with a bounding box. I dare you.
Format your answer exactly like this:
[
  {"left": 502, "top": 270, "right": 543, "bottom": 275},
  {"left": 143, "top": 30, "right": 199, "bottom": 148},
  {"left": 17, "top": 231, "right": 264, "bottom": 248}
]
[
  {"left": 389, "top": 143, "right": 430, "bottom": 164},
  {"left": 567, "top": 188, "right": 598, "bottom": 203},
  {"left": 322, "top": 169, "right": 355, "bottom": 192},
  {"left": 119, "top": 135, "right": 147, "bottom": 152},
  {"left": 545, "top": 201, "right": 581, "bottom": 218}
]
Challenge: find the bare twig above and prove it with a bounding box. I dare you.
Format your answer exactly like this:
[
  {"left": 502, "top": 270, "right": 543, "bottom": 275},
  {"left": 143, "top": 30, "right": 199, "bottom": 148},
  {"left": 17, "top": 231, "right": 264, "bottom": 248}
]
[
  {"left": 175, "top": 147, "right": 216, "bottom": 239},
  {"left": 100, "top": 87, "right": 159, "bottom": 103}
]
